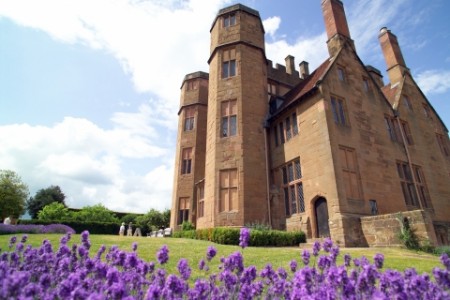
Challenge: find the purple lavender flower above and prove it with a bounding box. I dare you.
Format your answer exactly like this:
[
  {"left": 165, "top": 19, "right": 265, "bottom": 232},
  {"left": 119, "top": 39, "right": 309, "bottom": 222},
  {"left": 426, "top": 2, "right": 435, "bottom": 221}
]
[
  {"left": 374, "top": 253, "right": 384, "bottom": 269},
  {"left": 312, "top": 241, "right": 321, "bottom": 256},
  {"left": 240, "top": 265, "right": 257, "bottom": 284},
  {"left": 440, "top": 253, "right": 450, "bottom": 271},
  {"left": 157, "top": 245, "right": 169, "bottom": 265},
  {"left": 206, "top": 246, "right": 217, "bottom": 261},
  {"left": 21, "top": 235, "right": 28, "bottom": 243},
  {"left": 289, "top": 259, "right": 297, "bottom": 272},
  {"left": 322, "top": 237, "right": 333, "bottom": 252},
  {"left": 239, "top": 227, "right": 250, "bottom": 249},
  {"left": 9, "top": 236, "right": 17, "bottom": 248},
  {"left": 317, "top": 255, "right": 330, "bottom": 270},
  {"left": 177, "top": 258, "right": 192, "bottom": 280},
  {"left": 132, "top": 242, "right": 138, "bottom": 252},
  {"left": 301, "top": 249, "right": 311, "bottom": 266},
  {"left": 344, "top": 253, "right": 351, "bottom": 267},
  {"left": 199, "top": 259, "right": 206, "bottom": 271}
]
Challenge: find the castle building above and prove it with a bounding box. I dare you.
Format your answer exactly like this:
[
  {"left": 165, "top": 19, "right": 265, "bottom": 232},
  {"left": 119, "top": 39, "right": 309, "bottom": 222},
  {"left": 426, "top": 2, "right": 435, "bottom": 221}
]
[{"left": 171, "top": 0, "right": 450, "bottom": 246}]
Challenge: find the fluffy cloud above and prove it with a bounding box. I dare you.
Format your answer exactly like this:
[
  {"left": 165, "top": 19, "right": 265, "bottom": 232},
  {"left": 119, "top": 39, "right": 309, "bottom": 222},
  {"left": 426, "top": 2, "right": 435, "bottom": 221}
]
[
  {"left": 416, "top": 70, "right": 450, "bottom": 95},
  {"left": 0, "top": 0, "right": 231, "bottom": 114},
  {"left": 0, "top": 109, "right": 173, "bottom": 213},
  {"left": 263, "top": 16, "right": 281, "bottom": 39}
]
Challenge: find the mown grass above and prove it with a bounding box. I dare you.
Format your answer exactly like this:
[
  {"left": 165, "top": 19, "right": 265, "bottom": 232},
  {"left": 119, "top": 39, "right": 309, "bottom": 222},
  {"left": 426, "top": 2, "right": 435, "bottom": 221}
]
[{"left": 0, "top": 234, "right": 443, "bottom": 277}]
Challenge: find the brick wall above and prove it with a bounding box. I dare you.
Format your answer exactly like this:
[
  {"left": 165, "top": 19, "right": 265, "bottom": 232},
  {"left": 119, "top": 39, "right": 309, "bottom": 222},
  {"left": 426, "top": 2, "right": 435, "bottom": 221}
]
[{"left": 360, "top": 210, "right": 438, "bottom": 247}]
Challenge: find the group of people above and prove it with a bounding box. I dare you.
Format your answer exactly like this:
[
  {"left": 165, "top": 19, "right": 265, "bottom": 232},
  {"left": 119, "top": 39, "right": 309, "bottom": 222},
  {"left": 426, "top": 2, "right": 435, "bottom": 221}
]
[{"left": 119, "top": 222, "right": 141, "bottom": 236}]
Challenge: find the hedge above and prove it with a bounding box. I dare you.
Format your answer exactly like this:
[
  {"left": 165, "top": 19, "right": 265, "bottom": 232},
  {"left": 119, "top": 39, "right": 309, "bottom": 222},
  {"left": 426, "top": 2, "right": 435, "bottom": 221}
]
[
  {"left": 172, "top": 227, "right": 306, "bottom": 247},
  {"left": 18, "top": 219, "right": 120, "bottom": 235}
]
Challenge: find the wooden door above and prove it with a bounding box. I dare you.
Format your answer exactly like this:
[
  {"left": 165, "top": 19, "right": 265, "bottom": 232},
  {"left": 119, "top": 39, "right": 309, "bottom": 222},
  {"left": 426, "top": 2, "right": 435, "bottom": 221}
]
[{"left": 315, "top": 197, "right": 330, "bottom": 238}]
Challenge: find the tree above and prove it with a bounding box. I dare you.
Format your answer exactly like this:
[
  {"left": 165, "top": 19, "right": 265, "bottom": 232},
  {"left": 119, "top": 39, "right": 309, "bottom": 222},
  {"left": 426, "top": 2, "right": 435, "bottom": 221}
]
[
  {"left": 73, "top": 204, "right": 119, "bottom": 223},
  {"left": 38, "top": 202, "right": 72, "bottom": 221},
  {"left": 0, "top": 170, "right": 29, "bottom": 220},
  {"left": 27, "top": 185, "right": 66, "bottom": 219},
  {"left": 135, "top": 209, "right": 170, "bottom": 233},
  {"left": 162, "top": 209, "right": 171, "bottom": 228}
]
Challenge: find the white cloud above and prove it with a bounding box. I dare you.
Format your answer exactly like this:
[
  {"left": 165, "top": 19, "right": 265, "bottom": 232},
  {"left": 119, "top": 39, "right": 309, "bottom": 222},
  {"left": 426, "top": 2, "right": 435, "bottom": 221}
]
[
  {"left": 0, "top": 0, "right": 230, "bottom": 114},
  {"left": 263, "top": 16, "right": 281, "bottom": 39},
  {"left": 347, "top": 0, "right": 409, "bottom": 56},
  {"left": 266, "top": 33, "right": 328, "bottom": 72},
  {"left": 416, "top": 70, "right": 450, "bottom": 95},
  {"left": 0, "top": 112, "right": 173, "bottom": 214}
]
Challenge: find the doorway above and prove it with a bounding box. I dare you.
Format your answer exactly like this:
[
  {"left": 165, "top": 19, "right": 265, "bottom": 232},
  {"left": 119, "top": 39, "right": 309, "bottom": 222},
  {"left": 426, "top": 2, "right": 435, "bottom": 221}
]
[{"left": 315, "top": 197, "right": 330, "bottom": 238}]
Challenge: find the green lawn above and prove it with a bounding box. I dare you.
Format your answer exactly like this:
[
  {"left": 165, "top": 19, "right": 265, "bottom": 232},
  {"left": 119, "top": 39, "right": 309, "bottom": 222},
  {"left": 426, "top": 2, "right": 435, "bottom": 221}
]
[{"left": 0, "top": 234, "right": 442, "bottom": 277}]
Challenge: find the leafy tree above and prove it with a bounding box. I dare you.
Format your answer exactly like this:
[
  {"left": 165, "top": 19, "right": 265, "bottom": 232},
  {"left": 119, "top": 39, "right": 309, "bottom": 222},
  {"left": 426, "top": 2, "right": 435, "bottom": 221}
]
[
  {"left": 0, "top": 170, "right": 29, "bottom": 220},
  {"left": 38, "top": 202, "right": 72, "bottom": 221},
  {"left": 73, "top": 204, "right": 119, "bottom": 223},
  {"left": 26, "top": 185, "right": 66, "bottom": 219},
  {"left": 120, "top": 214, "right": 139, "bottom": 225},
  {"left": 135, "top": 209, "right": 171, "bottom": 233},
  {"left": 162, "top": 209, "right": 171, "bottom": 228}
]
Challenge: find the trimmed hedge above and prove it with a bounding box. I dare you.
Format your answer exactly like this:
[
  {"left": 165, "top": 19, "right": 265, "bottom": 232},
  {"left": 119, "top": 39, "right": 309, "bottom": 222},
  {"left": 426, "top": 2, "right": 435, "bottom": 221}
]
[
  {"left": 18, "top": 219, "right": 120, "bottom": 235},
  {"left": 172, "top": 227, "right": 306, "bottom": 247}
]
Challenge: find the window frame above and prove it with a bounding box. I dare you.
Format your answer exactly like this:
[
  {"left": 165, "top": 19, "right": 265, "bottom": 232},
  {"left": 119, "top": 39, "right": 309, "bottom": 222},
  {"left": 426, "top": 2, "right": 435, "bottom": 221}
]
[
  {"left": 362, "top": 77, "right": 370, "bottom": 92},
  {"left": 292, "top": 112, "right": 299, "bottom": 136},
  {"left": 403, "top": 95, "right": 413, "bottom": 111},
  {"left": 330, "top": 96, "right": 348, "bottom": 126},
  {"left": 178, "top": 197, "right": 190, "bottom": 225},
  {"left": 223, "top": 13, "right": 236, "bottom": 28},
  {"left": 197, "top": 181, "right": 205, "bottom": 218},
  {"left": 396, "top": 161, "right": 419, "bottom": 207},
  {"left": 413, "top": 165, "right": 432, "bottom": 209},
  {"left": 400, "top": 120, "right": 414, "bottom": 145},
  {"left": 282, "top": 159, "right": 304, "bottom": 216},
  {"left": 219, "top": 169, "right": 238, "bottom": 212},
  {"left": 184, "top": 107, "right": 195, "bottom": 131},
  {"left": 339, "top": 146, "right": 363, "bottom": 200},
  {"left": 337, "top": 66, "right": 346, "bottom": 82},
  {"left": 181, "top": 148, "right": 192, "bottom": 175},
  {"left": 221, "top": 100, "right": 237, "bottom": 138}
]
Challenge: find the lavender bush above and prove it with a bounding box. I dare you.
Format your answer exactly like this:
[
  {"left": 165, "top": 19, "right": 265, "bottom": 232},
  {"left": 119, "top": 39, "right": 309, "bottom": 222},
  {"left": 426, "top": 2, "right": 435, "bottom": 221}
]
[
  {"left": 0, "top": 223, "right": 75, "bottom": 235},
  {"left": 0, "top": 229, "right": 449, "bottom": 299}
]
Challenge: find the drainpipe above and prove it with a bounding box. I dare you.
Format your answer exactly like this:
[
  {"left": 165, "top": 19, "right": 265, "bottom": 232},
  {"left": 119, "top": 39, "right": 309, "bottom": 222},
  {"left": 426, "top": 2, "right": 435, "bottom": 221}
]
[
  {"left": 263, "top": 126, "right": 273, "bottom": 228},
  {"left": 395, "top": 115, "right": 423, "bottom": 210}
]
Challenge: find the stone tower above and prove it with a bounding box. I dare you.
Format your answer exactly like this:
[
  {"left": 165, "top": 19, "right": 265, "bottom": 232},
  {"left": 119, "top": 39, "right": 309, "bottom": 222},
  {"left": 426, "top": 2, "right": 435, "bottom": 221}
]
[
  {"left": 197, "top": 4, "right": 269, "bottom": 228},
  {"left": 170, "top": 72, "right": 208, "bottom": 229}
]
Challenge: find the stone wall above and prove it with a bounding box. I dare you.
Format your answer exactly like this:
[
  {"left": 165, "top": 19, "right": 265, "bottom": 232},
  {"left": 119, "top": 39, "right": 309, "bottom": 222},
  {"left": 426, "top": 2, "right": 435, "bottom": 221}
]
[{"left": 360, "top": 210, "right": 438, "bottom": 247}]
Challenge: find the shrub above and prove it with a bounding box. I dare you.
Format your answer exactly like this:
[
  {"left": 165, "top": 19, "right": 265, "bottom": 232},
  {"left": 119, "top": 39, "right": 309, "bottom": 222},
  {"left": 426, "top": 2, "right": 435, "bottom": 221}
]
[
  {"left": 19, "top": 219, "right": 119, "bottom": 235},
  {"left": 172, "top": 230, "right": 196, "bottom": 239},
  {"left": 210, "top": 227, "right": 240, "bottom": 245},
  {"left": 434, "top": 246, "right": 450, "bottom": 256},
  {"left": 0, "top": 223, "right": 75, "bottom": 234},
  {"left": 172, "top": 227, "right": 306, "bottom": 247},
  {"left": 397, "top": 213, "right": 420, "bottom": 250},
  {"left": 181, "top": 221, "right": 195, "bottom": 231}
]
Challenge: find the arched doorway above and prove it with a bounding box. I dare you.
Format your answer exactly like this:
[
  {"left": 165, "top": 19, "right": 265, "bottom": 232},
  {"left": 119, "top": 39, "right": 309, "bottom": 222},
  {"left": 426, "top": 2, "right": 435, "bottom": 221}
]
[{"left": 314, "top": 197, "right": 330, "bottom": 238}]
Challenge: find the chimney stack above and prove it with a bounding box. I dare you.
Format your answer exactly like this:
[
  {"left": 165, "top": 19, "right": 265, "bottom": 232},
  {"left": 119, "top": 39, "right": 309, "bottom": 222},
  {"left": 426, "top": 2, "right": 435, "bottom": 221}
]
[
  {"left": 379, "top": 27, "right": 409, "bottom": 85},
  {"left": 321, "top": 0, "right": 354, "bottom": 56},
  {"left": 299, "top": 61, "right": 310, "bottom": 79},
  {"left": 285, "top": 55, "right": 295, "bottom": 75}
]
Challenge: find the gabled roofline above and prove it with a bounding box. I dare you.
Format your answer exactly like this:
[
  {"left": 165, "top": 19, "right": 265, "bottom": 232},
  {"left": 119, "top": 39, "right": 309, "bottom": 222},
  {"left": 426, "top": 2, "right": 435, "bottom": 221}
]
[{"left": 402, "top": 72, "right": 449, "bottom": 132}]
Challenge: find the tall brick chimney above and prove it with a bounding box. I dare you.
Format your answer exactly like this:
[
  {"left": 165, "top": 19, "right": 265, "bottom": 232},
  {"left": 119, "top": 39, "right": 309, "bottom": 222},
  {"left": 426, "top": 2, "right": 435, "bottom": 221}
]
[
  {"left": 299, "top": 61, "right": 310, "bottom": 79},
  {"left": 379, "top": 27, "right": 409, "bottom": 85},
  {"left": 321, "top": 0, "right": 354, "bottom": 56},
  {"left": 285, "top": 55, "right": 295, "bottom": 75}
]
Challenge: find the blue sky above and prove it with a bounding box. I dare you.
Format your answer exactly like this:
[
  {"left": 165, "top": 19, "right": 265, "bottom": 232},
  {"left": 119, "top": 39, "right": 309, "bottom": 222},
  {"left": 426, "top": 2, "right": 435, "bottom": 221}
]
[{"left": 1, "top": 0, "right": 449, "bottom": 215}]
